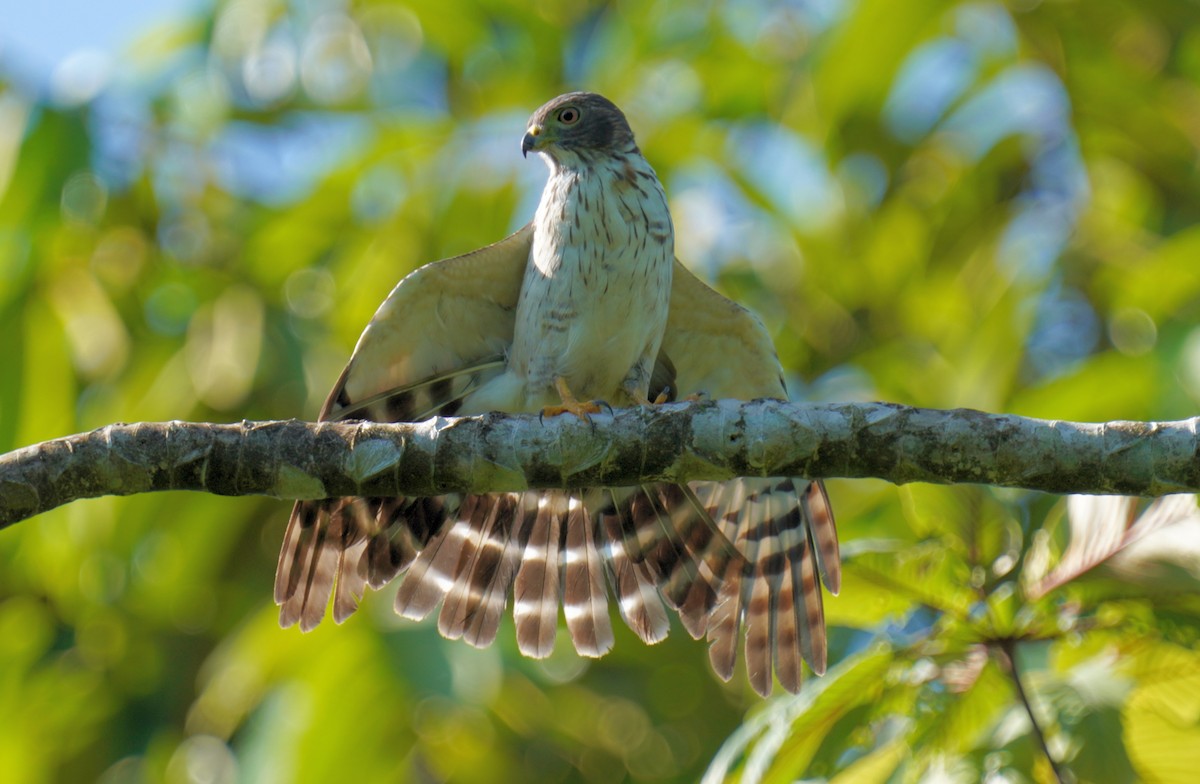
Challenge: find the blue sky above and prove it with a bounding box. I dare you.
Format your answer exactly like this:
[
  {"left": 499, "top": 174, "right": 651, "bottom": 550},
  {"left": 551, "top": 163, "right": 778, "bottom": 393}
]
[{"left": 1, "top": 0, "right": 201, "bottom": 80}]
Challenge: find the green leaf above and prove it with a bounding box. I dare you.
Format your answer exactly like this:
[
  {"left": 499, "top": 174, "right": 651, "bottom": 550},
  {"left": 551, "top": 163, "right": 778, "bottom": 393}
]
[
  {"left": 1123, "top": 643, "right": 1200, "bottom": 783},
  {"left": 704, "top": 647, "right": 896, "bottom": 783}
]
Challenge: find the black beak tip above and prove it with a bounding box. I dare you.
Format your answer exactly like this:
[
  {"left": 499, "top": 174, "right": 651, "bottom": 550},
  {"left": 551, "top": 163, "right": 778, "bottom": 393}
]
[{"left": 521, "top": 132, "right": 536, "bottom": 158}]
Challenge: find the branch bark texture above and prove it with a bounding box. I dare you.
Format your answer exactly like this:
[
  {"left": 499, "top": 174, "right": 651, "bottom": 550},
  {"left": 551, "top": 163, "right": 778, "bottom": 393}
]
[{"left": 2, "top": 401, "right": 1198, "bottom": 527}]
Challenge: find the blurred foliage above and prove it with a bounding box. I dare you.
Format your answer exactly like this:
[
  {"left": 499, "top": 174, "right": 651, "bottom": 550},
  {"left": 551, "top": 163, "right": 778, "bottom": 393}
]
[{"left": 2, "top": 0, "right": 1200, "bottom": 781}]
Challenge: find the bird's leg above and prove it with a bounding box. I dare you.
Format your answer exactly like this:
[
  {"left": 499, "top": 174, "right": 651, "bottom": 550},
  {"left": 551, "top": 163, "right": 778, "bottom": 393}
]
[
  {"left": 621, "top": 360, "right": 670, "bottom": 406},
  {"left": 626, "top": 372, "right": 701, "bottom": 406},
  {"left": 541, "top": 376, "right": 606, "bottom": 421},
  {"left": 627, "top": 386, "right": 671, "bottom": 406}
]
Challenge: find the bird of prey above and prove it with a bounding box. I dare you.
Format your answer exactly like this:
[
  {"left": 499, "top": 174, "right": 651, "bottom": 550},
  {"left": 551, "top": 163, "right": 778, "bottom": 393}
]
[{"left": 274, "top": 92, "right": 840, "bottom": 696}]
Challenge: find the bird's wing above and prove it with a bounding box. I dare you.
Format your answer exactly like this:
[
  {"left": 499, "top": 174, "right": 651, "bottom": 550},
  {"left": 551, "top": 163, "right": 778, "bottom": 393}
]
[
  {"left": 275, "top": 224, "right": 532, "bottom": 631},
  {"left": 663, "top": 259, "right": 841, "bottom": 696},
  {"left": 327, "top": 223, "right": 534, "bottom": 421},
  {"left": 662, "top": 259, "right": 787, "bottom": 400}
]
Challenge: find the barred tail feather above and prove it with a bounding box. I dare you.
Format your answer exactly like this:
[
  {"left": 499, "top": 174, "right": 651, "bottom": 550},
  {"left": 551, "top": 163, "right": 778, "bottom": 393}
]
[
  {"left": 514, "top": 493, "right": 565, "bottom": 658},
  {"left": 276, "top": 462, "right": 838, "bottom": 696},
  {"left": 705, "top": 484, "right": 748, "bottom": 682},
  {"left": 333, "top": 537, "right": 370, "bottom": 624},
  {"left": 734, "top": 483, "right": 770, "bottom": 694},
  {"left": 439, "top": 493, "right": 521, "bottom": 647},
  {"left": 627, "top": 485, "right": 716, "bottom": 639},
  {"left": 674, "top": 485, "right": 741, "bottom": 638},
  {"left": 394, "top": 510, "right": 478, "bottom": 622},
  {"left": 706, "top": 585, "right": 739, "bottom": 683},
  {"left": 744, "top": 556, "right": 774, "bottom": 697},
  {"left": 795, "top": 519, "right": 826, "bottom": 676},
  {"left": 564, "top": 494, "right": 614, "bottom": 657},
  {"left": 761, "top": 486, "right": 811, "bottom": 691},
  {"left": 699, "top": 478, "right": 839, "bottom": 695},
  {"left": 277, "top": 495, "right": 448, "bottom": 630},
  {"left": 802, "top": 481, "right": 841, "bottom": 595},
  {"left": 275, "top": 500, "right": 316, "bottom": 607},
  {"left": 600, "top": 503, "right": 670, "bottom": 645},
  {"left": 365, "top": 496, "right": 446, "bottom": 590},
  {"left": 761, "top": 491, "right": 808, "bottom": 694},
  {"left": 772, "top": 549, "right": 803, "bottom": 694},
  {"left": 276, "top": 499, "right": 347, "bottom": 632},
  {"left": 460, "top": 495, "right": 536, "bottom": 649}
]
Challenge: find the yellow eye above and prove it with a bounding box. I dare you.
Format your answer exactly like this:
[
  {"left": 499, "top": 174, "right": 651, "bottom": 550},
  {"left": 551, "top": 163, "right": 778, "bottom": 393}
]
[{"left": 557, "top": 107, "right": 580, "bottom": 125}]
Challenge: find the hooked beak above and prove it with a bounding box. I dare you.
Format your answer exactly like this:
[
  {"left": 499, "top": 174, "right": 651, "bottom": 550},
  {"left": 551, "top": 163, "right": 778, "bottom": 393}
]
[{"left": 521, "top": 124, "right": 543, "bottom": 158}]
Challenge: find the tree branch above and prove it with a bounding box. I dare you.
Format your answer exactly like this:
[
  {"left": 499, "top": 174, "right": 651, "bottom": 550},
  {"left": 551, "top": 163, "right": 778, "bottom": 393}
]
[{"left": 2, "top": 400, "right": 1198, "bottom": 527}]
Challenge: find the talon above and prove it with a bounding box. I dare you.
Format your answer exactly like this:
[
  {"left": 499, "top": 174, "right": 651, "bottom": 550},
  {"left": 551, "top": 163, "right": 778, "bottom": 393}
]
[
  {"left": 631, "top": 388, "right": 670, "bottom": 406},
  {"left": 541, "top": 377, "right": 607, "bottom": 423},
  {"left": 540, "top": 400, "right": 604, "bottom": 420}
]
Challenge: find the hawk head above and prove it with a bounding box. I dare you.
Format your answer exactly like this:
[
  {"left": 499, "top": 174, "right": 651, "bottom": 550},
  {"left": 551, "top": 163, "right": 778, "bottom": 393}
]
[{"left": 521, "top": 92, "right": 637, "bottom": 163}]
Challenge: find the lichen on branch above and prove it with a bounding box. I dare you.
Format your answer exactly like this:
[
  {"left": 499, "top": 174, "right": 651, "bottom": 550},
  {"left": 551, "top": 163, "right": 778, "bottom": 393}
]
[{"left": 2, "top": 400, "right": 1198, "bottom": 527}]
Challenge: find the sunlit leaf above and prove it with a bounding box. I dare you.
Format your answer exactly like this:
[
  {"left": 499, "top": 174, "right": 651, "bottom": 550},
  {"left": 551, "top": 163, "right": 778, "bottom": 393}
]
[
  {"left": 843, "top": 540, "right": 976, "bottom": 621},
  {"left": 828, "top": 738, "right": 907, "bottom": 784},
  {"left": 1123, "top": 642, "right": 1200, "bottom": 783},
  {"left": 912, "top": 654, "right": 1011, "bottom": 761},
  {"left": 703, "top": 647, "right": 896, "bottom": 784},
  {"left": 1028, "top": 494, "right": 1200, "bottom": 598}
]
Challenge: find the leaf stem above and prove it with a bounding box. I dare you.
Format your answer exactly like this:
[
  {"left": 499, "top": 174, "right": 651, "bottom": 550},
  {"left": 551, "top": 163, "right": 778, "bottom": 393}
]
[{"left": 995, "top": 639, "right": 1068, "bottom": 784}]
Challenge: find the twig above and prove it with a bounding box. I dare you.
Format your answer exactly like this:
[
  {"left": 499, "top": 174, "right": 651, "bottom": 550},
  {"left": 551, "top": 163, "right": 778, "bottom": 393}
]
[{"left": 995, "top": 639, "right": 1069, "bottom": 784}]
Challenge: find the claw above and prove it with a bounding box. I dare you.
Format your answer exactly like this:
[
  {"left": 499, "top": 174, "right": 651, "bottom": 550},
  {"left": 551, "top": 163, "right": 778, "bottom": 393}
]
[
  {"left": 630, "top": 387, "right": 671, "bottom": 406},
  {"left": 541, "top": 399, "right": 605, "bottom": 421},
  {"left": 540, "top": 377, "right": 608, "bottom": 425}
]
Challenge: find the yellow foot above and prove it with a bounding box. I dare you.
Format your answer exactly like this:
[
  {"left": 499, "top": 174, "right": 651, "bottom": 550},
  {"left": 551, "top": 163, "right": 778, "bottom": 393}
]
[
  {"left": 540, "top": 377, "right": 608, "bottom": 422},
  {"left": 631, "top": 389, "right": 670, "bottom": 406},
  {"left": 541, "top": 399, "right": 605, "bottom": 420}
]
